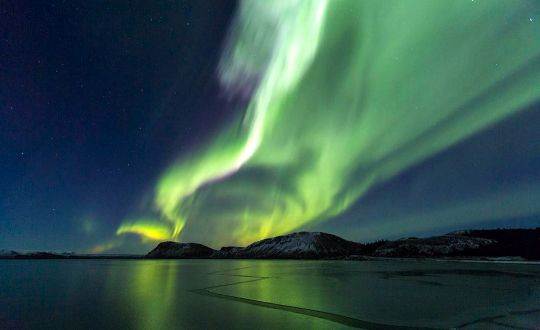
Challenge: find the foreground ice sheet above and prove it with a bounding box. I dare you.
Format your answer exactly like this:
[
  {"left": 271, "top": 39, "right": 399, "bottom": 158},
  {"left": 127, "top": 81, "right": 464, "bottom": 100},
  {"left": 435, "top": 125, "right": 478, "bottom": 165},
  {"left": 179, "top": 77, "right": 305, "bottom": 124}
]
[{"left": 0, "top": 260, "right": 539, "bottom": 329}]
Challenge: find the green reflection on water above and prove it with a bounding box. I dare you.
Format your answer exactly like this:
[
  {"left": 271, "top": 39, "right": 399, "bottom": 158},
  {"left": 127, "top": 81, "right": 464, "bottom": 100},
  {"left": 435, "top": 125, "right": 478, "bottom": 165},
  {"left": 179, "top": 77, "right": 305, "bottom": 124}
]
[
  {"left": 90, "top": 260, "right": 540, "bottom": 330},
  {"left": 103, "top": 261, "right": 183, "bottom": 330},
  {"left": 2, "top": 260, "right": 539, "bottom": 329}
]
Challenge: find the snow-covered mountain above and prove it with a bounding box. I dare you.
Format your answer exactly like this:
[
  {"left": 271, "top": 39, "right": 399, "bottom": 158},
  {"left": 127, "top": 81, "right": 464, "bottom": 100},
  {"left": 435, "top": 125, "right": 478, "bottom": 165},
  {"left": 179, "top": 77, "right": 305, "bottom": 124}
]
[
  {"left": 146, "top": 232, "right": 361, "bottom": 259},
  {"left": 144, "top": 229, "right": 540, "bottom": 260},
  {"left": 4, "top": 228, "right": 538, "bottom": 260},
  {"left": 231, "top": 232, "right": 362, "bottom": 259}
]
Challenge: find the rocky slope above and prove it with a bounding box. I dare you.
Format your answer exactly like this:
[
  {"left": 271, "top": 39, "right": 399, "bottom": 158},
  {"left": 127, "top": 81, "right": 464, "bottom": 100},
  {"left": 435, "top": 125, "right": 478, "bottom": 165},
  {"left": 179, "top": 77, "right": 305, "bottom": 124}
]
[
  {"left": 3, "top": 228, "right": 538, "bottom": 260},
  {"left": 371, "top": 235, "right": 496, "bottom": 257},
  {"left": 0, "top": 250, "right": 72, "bottom": 259},
  {"left": 0, "top": 249, "right": 19, "bottom": 258},
  {"left": 449, "top": 228, "right": 540, "bottom": 260},
  {"left": 147, "top": 232, "right": 362, "bottom": 259},
  {"left": 230, "top": 232, "right": 362, "bottom": 259},
  {"left": 212, "top": 246, "right": 244, "bottom": 258},
  {"left": 146, "top": 228, "right": 540, "bottom": 260},
  {"left": 146, "top": 242, "right": 215, "bottom": 258}
]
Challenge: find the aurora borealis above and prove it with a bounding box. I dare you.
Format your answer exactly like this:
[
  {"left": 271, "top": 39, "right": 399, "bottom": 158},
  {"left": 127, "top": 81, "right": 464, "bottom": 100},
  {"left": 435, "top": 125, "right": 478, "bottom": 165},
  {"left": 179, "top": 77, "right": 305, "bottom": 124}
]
[
  {"left": 2, "top": 0, "right": 540, "bottom": 253},
  {"left": 116, "top": 0, "right": 540, "bottom": 247}
]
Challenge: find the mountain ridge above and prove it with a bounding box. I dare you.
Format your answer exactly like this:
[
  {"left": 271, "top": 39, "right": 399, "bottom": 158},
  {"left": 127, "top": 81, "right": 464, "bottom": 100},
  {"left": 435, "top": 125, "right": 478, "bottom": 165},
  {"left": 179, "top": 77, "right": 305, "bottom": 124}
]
[
  {"left": 2, "top": 228, "right": 538, "bottom": 260},
  {"left": 145, "top": 228, "right": 540, "bottom": 260}
]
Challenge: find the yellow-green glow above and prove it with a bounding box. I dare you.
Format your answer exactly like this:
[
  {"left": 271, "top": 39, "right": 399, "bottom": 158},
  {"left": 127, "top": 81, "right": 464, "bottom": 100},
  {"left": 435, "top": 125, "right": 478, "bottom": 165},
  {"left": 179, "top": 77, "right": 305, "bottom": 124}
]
[
  {"left": 89, "top": 240, "right": 121, "bottom": 254},
  {"left": 116, "top": 219, "right": 173, "bottom": 241},
  {"left": 118, "top": 0, "right": 540, "bottom": 246}
]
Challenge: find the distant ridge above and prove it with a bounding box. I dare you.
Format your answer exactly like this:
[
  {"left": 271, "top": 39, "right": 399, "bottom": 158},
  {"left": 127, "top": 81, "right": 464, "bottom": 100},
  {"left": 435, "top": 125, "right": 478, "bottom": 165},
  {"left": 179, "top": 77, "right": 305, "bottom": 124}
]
[
  {"left": 0, "top": 249, "right": 141, "bottom": 259},
  {"left": 2, "top": 228, "right": 539, "bottom": 260},
  {"left": 145, "top": 227, "right": 540, "bottom": 260},
  {"left": 216, "top": 232, "right": 363, "bottom": 259},
  {"left": 146, "top": 242, "right": 214, "bottom": 258}
]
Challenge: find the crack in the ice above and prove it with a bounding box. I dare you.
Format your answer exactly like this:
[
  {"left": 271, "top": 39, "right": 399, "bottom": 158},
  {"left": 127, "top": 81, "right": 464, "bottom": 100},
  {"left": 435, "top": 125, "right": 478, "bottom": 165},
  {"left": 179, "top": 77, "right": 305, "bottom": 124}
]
[
  {"left": 454, "top": 308, "right": 540, "bottom": 329},
  {"left": 189, "top": 267, "right": 438, "bottom": 329},
  {"left": 490, "top": 320, "right": 532, "bottom": 329},
  {"left": 191, "top": 266, "right": 540, "bottom": 329}
]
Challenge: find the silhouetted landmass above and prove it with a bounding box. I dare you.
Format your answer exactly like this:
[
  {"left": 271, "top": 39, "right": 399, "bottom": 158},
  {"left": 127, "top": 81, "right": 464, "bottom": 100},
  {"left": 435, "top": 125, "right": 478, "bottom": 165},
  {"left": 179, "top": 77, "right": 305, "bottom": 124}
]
[
  {"left": 371, "top": 235, "right": 496, "bottom": 258},
  {"left": 0, "top": 249, "right": 140, "bottom": 259},
  {"left": 2, "top": 228, "right": 539, "bottom": 260},
  {"left": 0, "top": 250, "right": 70, "bottom": 259},
  {"left": 213, "top": 246, "right": 244, "bottom": 258},
  {"left": 449, "top": 228, "right": 540, "bottom": 260},
  {"left": 357, "top": 240, "right": 388, "bottom": 255},
  {"left": 146, "top": 242, "right": 214, "bottom": 258},
  {"left": 145, "top": 228, "right": 540, "bottom": 260},
  {"left": 218, "top": 232, "right": 363, "bottom": 259}
]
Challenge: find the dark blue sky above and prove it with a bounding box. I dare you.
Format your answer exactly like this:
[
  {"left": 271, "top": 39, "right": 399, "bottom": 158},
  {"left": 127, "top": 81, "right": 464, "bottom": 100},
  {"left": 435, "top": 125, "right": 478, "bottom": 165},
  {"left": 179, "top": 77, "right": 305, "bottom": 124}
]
[
  {"left": 0, "top": 1, "right": 237, "bottom": 251},
  {"left": 1, "top": 1, "right": 539, "bottom": 252},
  {"left": 311, "top": 103, "right": 540, "bottom": 241}
]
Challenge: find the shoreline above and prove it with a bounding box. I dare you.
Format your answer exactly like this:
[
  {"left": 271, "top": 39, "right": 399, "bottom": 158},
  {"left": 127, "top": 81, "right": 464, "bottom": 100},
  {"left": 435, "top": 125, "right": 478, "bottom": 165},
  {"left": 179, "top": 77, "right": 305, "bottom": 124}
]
[{"left": 2, "top": 255, "right": 539, "bottom": 263}]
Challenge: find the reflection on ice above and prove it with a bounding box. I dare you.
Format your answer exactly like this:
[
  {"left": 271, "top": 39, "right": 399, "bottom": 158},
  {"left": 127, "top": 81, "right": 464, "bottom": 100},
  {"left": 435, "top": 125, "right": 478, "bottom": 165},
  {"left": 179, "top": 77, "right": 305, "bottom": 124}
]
[{"left": 0, "top": 260, "right": 539, "bottom": 329}]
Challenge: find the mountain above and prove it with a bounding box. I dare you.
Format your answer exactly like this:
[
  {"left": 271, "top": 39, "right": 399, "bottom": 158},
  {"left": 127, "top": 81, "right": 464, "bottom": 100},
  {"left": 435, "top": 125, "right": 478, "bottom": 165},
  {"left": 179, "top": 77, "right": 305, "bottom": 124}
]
[
  {"left": 0, "top": 250, "right": 140, "bottom": 259},
  {"left": 146, "top": 242, "right": 215, "bottom": 258},
  {"left": 3, "top": 228, "right": 538, "bottom": 260},
  {"left": 230, "top": 232, "right": 362, "bottom": 259},
  {"left": 147, "top": 232, "right": 362, "bottom": 259},
  {"left": 148, "top": 232, "right": 362, "bottom": 259},
  {"left": 0, "top": 251, "right": 67, "bottom": 259},
  {"left": 371, "top": 235, "right": 496, "bottom": 257},
  {"left": 0, "top": 249, "right": 19, "bottom": 257},
  {"left": 212, "top": 246, "right": 244, "bottom": 258},
  {"left": 146, "top": 227, "right": 540, "bottom": 260},
  {"left": 449, "top": 228, "right": 540, "bottom": 260}
]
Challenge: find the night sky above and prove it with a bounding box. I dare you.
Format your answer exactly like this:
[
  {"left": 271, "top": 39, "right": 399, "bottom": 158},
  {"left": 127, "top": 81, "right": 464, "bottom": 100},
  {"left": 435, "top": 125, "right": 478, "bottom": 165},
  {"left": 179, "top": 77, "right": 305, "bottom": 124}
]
[{"left": 1, "top": 1, "right": 539, "bottom": 254}]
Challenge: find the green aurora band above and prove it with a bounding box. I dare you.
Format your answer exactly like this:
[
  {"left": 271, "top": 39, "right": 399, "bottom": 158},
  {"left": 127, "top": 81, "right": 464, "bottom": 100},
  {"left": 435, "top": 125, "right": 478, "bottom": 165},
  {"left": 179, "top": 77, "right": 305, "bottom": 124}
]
[{"left": 117, "top": 0, "right": 540, "bottom": 247}]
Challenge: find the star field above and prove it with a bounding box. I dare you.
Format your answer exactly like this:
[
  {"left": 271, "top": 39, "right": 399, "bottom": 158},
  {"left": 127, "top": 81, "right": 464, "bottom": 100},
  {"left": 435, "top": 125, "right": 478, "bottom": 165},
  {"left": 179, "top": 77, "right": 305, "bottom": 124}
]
[{"left": 1, "top": 0, "right": 539, "bottom": 253}]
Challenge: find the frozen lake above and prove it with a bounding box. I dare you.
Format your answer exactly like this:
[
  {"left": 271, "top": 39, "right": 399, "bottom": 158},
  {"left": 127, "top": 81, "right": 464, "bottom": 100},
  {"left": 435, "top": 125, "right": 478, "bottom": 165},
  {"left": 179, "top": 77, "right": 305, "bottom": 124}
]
[{"left": 1, "top": 259, "right": 539, "bottom": 329}]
